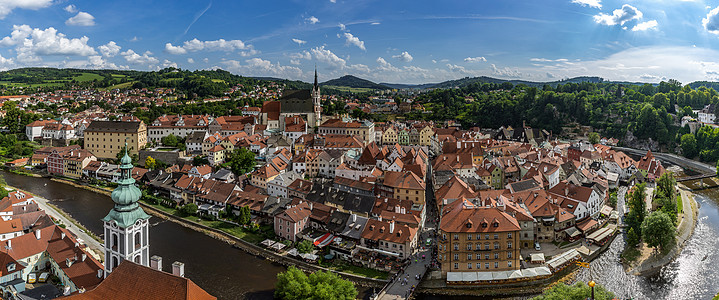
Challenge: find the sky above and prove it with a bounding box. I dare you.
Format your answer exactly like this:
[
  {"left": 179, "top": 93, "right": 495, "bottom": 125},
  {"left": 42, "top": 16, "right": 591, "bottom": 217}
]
[{"left": 3, "top": 0, "right": 719, "bottom": 84}]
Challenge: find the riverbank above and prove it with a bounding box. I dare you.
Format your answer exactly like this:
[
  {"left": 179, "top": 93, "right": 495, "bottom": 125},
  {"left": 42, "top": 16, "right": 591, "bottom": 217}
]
[{"left": 624, "top": 184, "right": 699, "bottom": 276}]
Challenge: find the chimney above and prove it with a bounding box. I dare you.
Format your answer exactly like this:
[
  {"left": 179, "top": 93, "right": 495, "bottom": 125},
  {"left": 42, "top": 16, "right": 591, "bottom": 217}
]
[
  {"left": 35, "top": 229, "right": 41, "bottom": 240},
  {"left": 82, "top": 253, "right": 87, "bottom": 262},
  {"left": 378, "top": 215, "right": 382, "bottom": 222},
  {"left": 352, "top": 214, "right": 357, "bottom": 222},
  {"left": 6, "top": 240, "right": 10, "bottom": 249},
  {"left": 395, "top": 205, "right": 400, "bottom": 213},
  {"left": 564, "top": 187, "right": 568, "bottom": 196},
  {"left": 61, "top": 232, "right": 66, "bottom": 239},
  {"left": 389, "top": 221, "right": 395, "bottom": 234},
  {"left": 97, "top": 269, "right": 103, "bottom": 279},
  {"left": 151, "top": 256, "right": 163, "bottom": 271},
  {"left": 172, "top": 261, "right": 185, "bottom": 277}
]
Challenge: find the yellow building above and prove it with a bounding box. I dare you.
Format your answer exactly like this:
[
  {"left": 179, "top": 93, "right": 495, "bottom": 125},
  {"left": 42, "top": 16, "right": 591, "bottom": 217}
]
[
  {"left": 438, "top": 199, "right": 521, "bottom": 276},
  {"left": 382, "top": 126, "right": 398, "bottom": 145},
  {"left": 84, "top": 121, "right": 147, "bottom": 160},
  {"left": 418, "top": 125, "right": 434, "bottom": 146},
  {"left": 62, "top": 149, "right": 96, "bottom": 179},
  {"left": 382, "top": 171, "right": 426, "bottom": 205}
]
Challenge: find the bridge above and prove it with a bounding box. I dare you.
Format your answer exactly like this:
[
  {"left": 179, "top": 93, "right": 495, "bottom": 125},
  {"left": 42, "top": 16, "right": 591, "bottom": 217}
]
[{"left": 676, "top": 173, "right": 717, "bottom": 182}]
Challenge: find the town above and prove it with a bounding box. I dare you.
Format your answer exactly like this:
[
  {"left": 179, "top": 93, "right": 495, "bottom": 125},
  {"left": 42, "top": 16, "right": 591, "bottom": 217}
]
[{"left": 0, "top": 70, "right": 694, "bottom": 300}]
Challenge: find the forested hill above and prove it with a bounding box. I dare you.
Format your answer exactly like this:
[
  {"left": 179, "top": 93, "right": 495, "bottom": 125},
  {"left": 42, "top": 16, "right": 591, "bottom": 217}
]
[{"left": 320, "top": 75, "right": 389, "bottom": 89}]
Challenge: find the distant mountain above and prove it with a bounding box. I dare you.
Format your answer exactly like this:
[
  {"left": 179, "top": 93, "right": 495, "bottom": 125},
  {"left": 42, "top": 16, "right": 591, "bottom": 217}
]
[
  {"left": 320, "top": 75, "right": 389, "bottom": 90},
  {"left": 380, "top": 82, "right": 439, "bottom": 90},
  {"left": 687, "top": 81, "right": 719, "bottom": 90}
]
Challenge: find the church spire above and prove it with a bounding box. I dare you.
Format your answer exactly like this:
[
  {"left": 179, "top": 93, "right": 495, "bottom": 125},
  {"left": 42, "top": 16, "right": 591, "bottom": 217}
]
[
  {"left": 103, "top": 142, "right": 149, "bottom": 228},
  {"left": 314, "top": 66, "right": 318, "bottom": 90}
]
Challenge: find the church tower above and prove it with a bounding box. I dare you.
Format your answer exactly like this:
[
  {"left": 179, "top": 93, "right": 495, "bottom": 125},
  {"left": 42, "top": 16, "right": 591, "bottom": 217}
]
[
  {"left": 312, "top": 67, "right": 321, "bottom": 127},
  {"left": 102, "top": 145, "right": 151, "bottom": 277}
]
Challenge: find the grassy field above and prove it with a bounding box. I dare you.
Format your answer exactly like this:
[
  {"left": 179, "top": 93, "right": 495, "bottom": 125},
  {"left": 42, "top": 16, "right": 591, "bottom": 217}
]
[
  {"left": 677, "top": 194, "right": 684, "bottom": 214},
  {"left": 0, "top": 72, "right": 109, "bottom": 88},
  {"left": 103, "top": 81, "right": 136, "bottom": 90},
  {"left": 323, "top": 85, "right": 376, "bottom": 93}
]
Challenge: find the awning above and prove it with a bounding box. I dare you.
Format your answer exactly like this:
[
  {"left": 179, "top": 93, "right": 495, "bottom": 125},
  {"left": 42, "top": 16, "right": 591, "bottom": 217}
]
[
  {"left": 476, "top": 272, "right": 493, "bottom": 281},
  {"left": 313, "top": 233, "right": 335, "bottom": 248},
  {"left": 492, "top": 271, "right": 509, "bottom": 280},
  {"left": 462, "top": 272, "right": 478, "bottom": 282},
  {"left": 447, "top": 272, "right": 462, "bottom": 282},
  {"left": 521, "top": 268, "right": 538, "bottom": 278},
  {"left": 547, "top": 249, "right": 581, "bottom": 270},
  {"left": 600, "top": 205, "right": 614, "bottom": 216},
  {"left": 563, "top": 226, "right": 581, "bottom": 238},
  {"left": 287, "top": 248, "right": 299, "bottom": 257},
  {"left": 508, "top": 270, "right": 523, "bottom": 279},
  {"left": 530, "top": 253, "right": 545, "bottom": 263},
  {"left": 300, "top": 253, "right": 318, "bottom": 261},
  {"left": 535, "top": 267, "right": 552, "bottom": 276}
]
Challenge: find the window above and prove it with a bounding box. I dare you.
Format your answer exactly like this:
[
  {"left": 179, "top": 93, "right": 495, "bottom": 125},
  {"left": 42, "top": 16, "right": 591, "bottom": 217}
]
[
  {"left": 508, "top": 261, "right": 512, "bottom": 268},
  {"left": 453, "top": 234, "right": 459, "bottom": 240},
  {"left": 467, "top": 234, "right": 472, "bottom": 241},
  {"left": 494, "top": 262, "right": 499, "bottom": 268},
  {"left": 494, "top": 242, "right": 499, "bottom": 250},
  {"left": 466, "top": 244, "right": 472, "bottom": 250},
  {"left": 454, "top": 263, "right": 458, "bottom": 269},
  {"left": 508, "top": 233, "right": 512, "bottom": 239},
  {"left": 454, "top": 244, "right": 459, "bottom": 251},
  {"left": 467, "top": 254, "right": 472, "bottom": 260},
  {"left": 484, "top": 243, "right": 489, "bottom": 250},
  {"left": 507, "top": 242, "right": 513, "bottom": 249},
  {"left": 467, "top": 263, "right": 472, "bottom": 269},
  {"left": 494, "top": 234, "right": 498, "bottom": 239},
  {"left": 494, "top": 253, "right": 499, "bottom": 259},
  {"left": 507, "top": 252, "right": 512, "bottom": 259},
  {"left": 476, "top": 254, "right": 481, "bottom": 260},
  {"left": 477, "top": 234, "right": 481, "bottom": 240},
  {"left": 485, "top": 263, "right": 489, "bottom": 269},
  {"left": 484, "top": 254, "right": 489, "bottom": 260},
  {"left": 477, "top": 263, "right": 481, "bottom": 269},
  {"left": 454, "top": 254, "right": 459, "bottom": 261},
  {"left": 485, "top": 234, "right": 489, "bottom": 240}
]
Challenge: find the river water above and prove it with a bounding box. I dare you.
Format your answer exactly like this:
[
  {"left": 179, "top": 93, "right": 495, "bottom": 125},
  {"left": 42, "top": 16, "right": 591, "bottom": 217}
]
[{"left": 1, "top": 171, "right": 286, "bottom": 300}]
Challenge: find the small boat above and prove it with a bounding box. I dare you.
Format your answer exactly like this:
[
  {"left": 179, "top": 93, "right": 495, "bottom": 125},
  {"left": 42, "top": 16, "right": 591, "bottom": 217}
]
[{"left": 702, "top": 254, "right": 708, "bottom": 261}]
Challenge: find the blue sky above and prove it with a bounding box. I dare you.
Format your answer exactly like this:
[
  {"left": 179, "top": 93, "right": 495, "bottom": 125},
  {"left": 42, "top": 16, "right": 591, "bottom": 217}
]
[{"left": 2, "top": 0, "right": 719, "bottom": 84}]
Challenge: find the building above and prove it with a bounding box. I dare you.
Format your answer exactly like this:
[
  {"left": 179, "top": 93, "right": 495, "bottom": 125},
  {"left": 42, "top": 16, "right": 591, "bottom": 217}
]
[
  {"left": 318, "top": 119, "right": 375, "bottom": 144},
  {"left": 380, "top": 171, "right": 426, "bottom": 205},
  {"left": 84, "top": 121, "right": 147, "bottom": 160},
  {"left": 438, "top": 198, "right": 521, "bottom": 276},
  {"left": 61, "top": 260, "right": 216, "bottom": 300},
  {"left": 41, "top": 123, "right": 75, "bottom": 140},
  {"left": 102, "top": 149, "right": 151, "bottom": 276},
  {"left": 698, "top": 104, "right": 716, "bottom": 124},
  {"left": 360, "top": 219, "right": 418, "bottom": 259},
  {"left": 274, "top": 202, "right": 312, "bottom": 242},
  {"left": 47, "top": 145, "right": 82, "bottom": 176},
  {"left": 148, "top": 115, "right": 211, "bottom": 144},
  {"left": 62, "top": 149, "right": 97, "bottom": 179},
  {"left": 260, "top": 69, "right": 322, "bottom": 129},
  {"left": 25, "top": 119, "right": 58, "bottom": 141}
]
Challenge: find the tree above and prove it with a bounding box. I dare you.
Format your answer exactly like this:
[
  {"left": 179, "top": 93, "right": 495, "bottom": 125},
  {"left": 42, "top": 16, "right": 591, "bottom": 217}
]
[
  {"left": 641, "top": 211, "right": 676, "bottom": 252},
  {"left": 608, "top": 191, "right": 617, "bottom": 209},
  {"left": 0, "top": 175, "right": 8, "bottom": 199},
  {"left": 531, "top": 281, "right": 614, "bottom": 300},
  {"left": 193, "top": 155, "right": 210, "bottom": 166},
  {"left": 227, "top": 148, "right": 256, "bottom": 176},
  {"left": 180, "top": 203, "right": 198, "bottom": 217},
  {"left": 627, "top": 227, "right": 639, "bottom": 247},
  {"left": 2, "top": 101, "right": 22, "bottom": 133},
  {"left": 145, "top": 156, "right": 157, "bottom": 170},
  {"left": 161, "top": 134, "right": 179, "bottom": 147},
  {"left": 275, "top": 266, "right": 357, "bottom": 300},
  {"left": 680, "top": 134, "right": 698, "bottom": 158},
  {"left": 588, "top": 132, "right": 600, "bottom": 144},
  {"left": 626, "top": 183, "right": 647, "bottom": 239},
  {"left": 239, "top": 206, "right": 251, "bottom": 225},
  {"left": 297, "top": 240, "right": 315, "bottom": 254}
]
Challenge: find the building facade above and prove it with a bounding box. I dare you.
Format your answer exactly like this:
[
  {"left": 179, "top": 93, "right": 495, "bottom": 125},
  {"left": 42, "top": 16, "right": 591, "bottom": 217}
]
[{"left": 85, "top": 121, "right": 147, "bottom": 160}]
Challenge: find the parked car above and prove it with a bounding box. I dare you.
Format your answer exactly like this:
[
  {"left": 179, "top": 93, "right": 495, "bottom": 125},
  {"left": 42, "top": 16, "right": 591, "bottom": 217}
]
[
  {"left": 534, "top": 242, "right": 541, "bottom": 251},
  {"left": 27, "top": 273, "right": 36, "bottom": 284},
  {"left": 38, "top": 272, "right": 49, "bottom": 283}
]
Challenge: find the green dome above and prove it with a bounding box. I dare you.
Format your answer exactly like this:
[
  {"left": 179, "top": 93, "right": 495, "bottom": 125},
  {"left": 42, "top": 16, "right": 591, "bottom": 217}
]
[
  {"left": 111, "top": 184, "right": 142, "bottom": 206},
  {"left": 120, "top": 152, "right": 132, "bottom": 165}
]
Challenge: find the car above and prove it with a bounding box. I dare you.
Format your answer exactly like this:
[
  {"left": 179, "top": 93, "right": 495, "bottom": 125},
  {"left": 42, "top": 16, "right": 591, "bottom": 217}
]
[
  {"left": 27, "top": 273, "right": 36, "bottom": 284},
  {"left": 534, "top": 242, "right": 541, "bottom": 251},
  {"left": 38, "top": 272, "right": 49, "bottom": 283}
]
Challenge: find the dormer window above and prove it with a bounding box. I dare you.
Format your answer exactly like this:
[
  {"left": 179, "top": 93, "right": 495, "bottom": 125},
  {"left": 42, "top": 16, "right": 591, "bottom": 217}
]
[
  {"left": 493, "top": 222, "right": 499, "bottom": 227},
  {"left": 481, "top": 223, "right": 488, "bottom": 228}
]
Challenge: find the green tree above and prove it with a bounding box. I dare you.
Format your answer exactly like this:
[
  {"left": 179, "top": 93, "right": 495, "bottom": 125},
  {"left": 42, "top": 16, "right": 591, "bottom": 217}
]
[
  {"left": 531, "top": 281, "right": 614, "bottom": 300},
  {"left": 2, "top": 101, "right": 22, "bottom": 133},
  {"left": 680, "top": 134, "right": 698, "bottom": 158},
  {"left": 641, "top": 211, "right": 676, "bottom": 252},
  {"left": 297, "top": 240, "right": 315, "bottom": 254},
  {"left": 627, "top": 227, "right": 639, "bottom": 247},
  {"left": 239, "top": 206, "right": 251, "bottom": 225},
  {"left": 275, "top": 266, "right": 357, "bottom": 300},
  {"left": 145, "top": 156, "right": 157, "bottom": 170},
  {"left": 608, "top": 191, "right": 618, "bottom": 209},
  {"left": 227, "top": 147, "right": 256, "bottom": 176},
  {"left": 161, "top": 134, "right": 179, "bottom": 147},
  {"left": 588, "top": 132, "right": 600, "bottom": 144},
  {"left": 193, "top": 155, "right": 210, "bottom": 166},
  {"left": 180, "top": 203, "right": 198, "bottom": 217},
  {"left": 0, "top": 175, "right": 9, "bottom": 199},
  {"left": 626, "top": 183, "right": 647, "bottom": 239}
]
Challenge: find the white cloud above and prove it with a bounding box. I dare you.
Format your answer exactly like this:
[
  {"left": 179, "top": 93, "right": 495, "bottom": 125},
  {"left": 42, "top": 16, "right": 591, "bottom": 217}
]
[
  {"left": 338, "top": 23, "right": 346, "bottom": 31},
  {"left": 432, "top": 59, "right": 437, "bottom": 63},
  {"left": 66, "top": 12, "right": 96, "bottom": 26},
  {"left": 311, "top": 46, "right": 346, "bottom": 69},
  {"left": 86, "top": 55, "right": 119, "bottom": 69},
  {"left": 632, "top": 20, "right": 658, "bottom": 31},
  {"left": 203, "top": 58, "right": 209, "bottom": 63},
  {"left": 392, "top": 51, "right": 413, "bottom": 62},
  {"left": 291, "top": 38, "right": 306, "bottom": 45},
  {"left": 447, "top": 64, "right": 467, "bottom": 73},
  {"left": 121, "top": 49, "right": 159, "bottom": 65},
  {"left": 98, "top": 41, "right": 121, "bottom": 57},
  {"left": 371, "top": 22, "right": 380, "bottom": 25},
  {"left": 222, "top": 58, "right": 304, "bottom": 79},
  {"left": 0, "top": 25, "right": 96, "bottom": 63},
  {"left": 571, "top": 0, "right": 601, "bottom": 9},
  {"left": 130, "top": 36, "right": 139, "bottom": 42},
  {"left": 305, "top": 16, "right": 319, "bottom": 24},
  {"left": 343, "top": 33, "right": 366, "bottom": 50},
  {"left": 162, "top": 59, "right": 178, "bottom": 68},
  {"left": 464, "top": 56, "right": 486, "bottom": 62},
  {"left": 594, "top": 4, "right": 642, "bottom": 26},
  {"left": 330, "top": 0, "right": 336, "bottom": 3},
  {"left": 530, "top": 58, "right": 570, "bottom": 62},
  {"left": 491, "top": 64, "right": 523, "bottom": 78},
  {"left": 703, "top": 6, "right": 719, "bottom": 34},
  {"left": 0, "top": 0, "right": 52, "bottom": 19},
  {"left": 64, "top": 4, "right": 77, "bottom": 13},
  {"left": 187, "top": 58, "right": 195, "bottom": 63},
  {"left": 165, "top": 38, "right": 252, "bottom": 54}
]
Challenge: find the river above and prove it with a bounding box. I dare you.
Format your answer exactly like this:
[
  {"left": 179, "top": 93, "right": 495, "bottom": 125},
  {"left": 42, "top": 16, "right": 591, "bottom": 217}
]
[{"left": 1, "top": 171, "right": 286, "bottom": 300}]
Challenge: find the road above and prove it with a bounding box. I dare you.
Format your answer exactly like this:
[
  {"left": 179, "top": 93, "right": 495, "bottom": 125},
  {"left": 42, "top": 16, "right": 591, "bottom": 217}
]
[
  {"left": 612, "top": 146, "right": 716, "bottom": 175},
  {"left": 22, "top": 188, "right": 105, "bottom": 261}
]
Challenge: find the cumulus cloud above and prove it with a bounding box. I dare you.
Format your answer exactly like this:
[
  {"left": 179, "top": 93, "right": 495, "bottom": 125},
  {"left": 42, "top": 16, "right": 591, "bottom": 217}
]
[
  {"left": 121, "top": 49, "right": 159, "bottom": 65},
  {"left": 338, "top": 23, "right": 346, "bottom": 31},
  {"left": 447, "top": 64, "right": 467, "bottom": 73},
  {"left": 464, "top": 56, "right": 486, "bottom": 62},
  {"left": 330, "top": 0, "right": 336, "bottom": 3},
  {"left": 0, "top": 25, "right": 96, "bottom": 63},
  {"left": 66, "top": 12, "right": 96, "bottom": 26},
  {"left": 491, "top": 64, "right": 522, "bottom": 78},
  {"left": 0, "top": 0, "right": 53, "bottom": 19},
  {"left": 292, "top": 38, "right": 306, "bottom": 45},
  {"left": 594, "top": 4, "right": 642, "bottom": 26},
  {"left": 289, "top": 51, "right": 311, "bottom": 65},
  {"left": 64, "top": 4, "right": 77, "bottom": 13},
  {"left": 187, "top": 58, "right": 195, "bottom": 63},
  {"left": 98, "top": 41, "right": 121, "bottom": 57},
  {"left": 162, "top": 59, "right": 178, "bottom": 68},
  {"left": 305, "top": 16, "right": 319, "bottom": 24},
  {"left": 311, "top": 46, "right": 346, "bottom": 69},
  {"left": 703, "top": 6, "right": 719, "bottom": 34},
  {"left": 343, "top": 33, "right": 365, "bottom": 50},
  {"left": 165, "top": 38, "right": 253, "bottom": 54},
  {"left": 571, "top": 0, "right": 601, "bottom": 9},
  {"left": 222, "top": 58, "right": 304, "bottom": 79},
  {"left": 392, "top": 51, "right": 413, "bottom": 62},
  {"left": 632, "top": 20, "right": 658, "bottom": 31}
]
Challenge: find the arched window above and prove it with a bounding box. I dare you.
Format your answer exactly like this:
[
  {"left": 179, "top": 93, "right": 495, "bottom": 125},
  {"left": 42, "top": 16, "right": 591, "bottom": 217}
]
[
  {"left": 134, "top": 232, "right": 141, "bottom": 250},
  {"left": 134, "top": 255, "right": 141, "bottom": 263},
  {"left": 111, "top": 234, "right": 118, "bottom": 251},
  {"left": 112, "top": 256, "right": 119, "bottom": 269}
]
